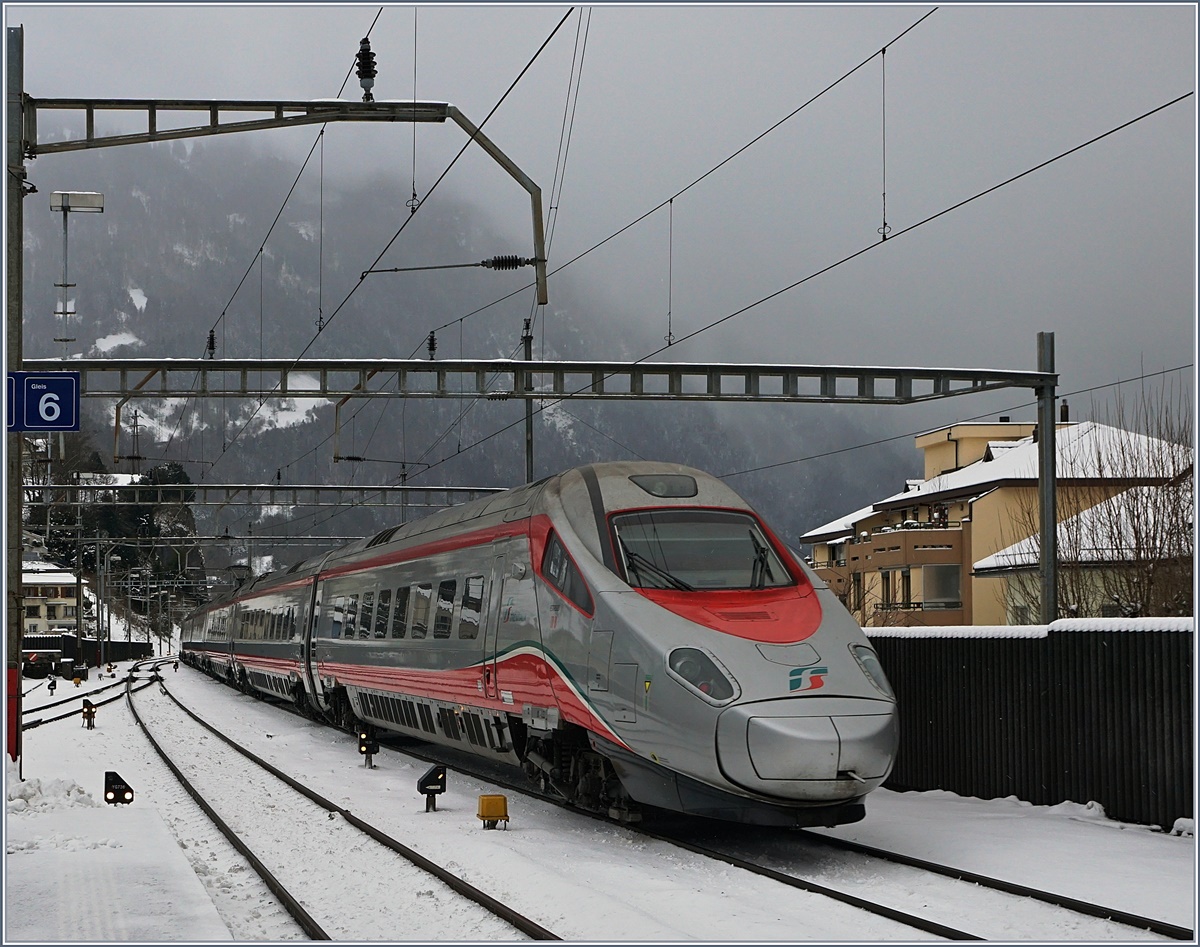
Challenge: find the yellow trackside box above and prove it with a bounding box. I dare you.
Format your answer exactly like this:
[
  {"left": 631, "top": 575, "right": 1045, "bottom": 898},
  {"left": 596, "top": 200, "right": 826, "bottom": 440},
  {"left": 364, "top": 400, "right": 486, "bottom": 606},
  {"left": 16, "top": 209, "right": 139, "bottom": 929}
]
[{"left": 477, "top": 794, "right": 509, "bottom": 829}]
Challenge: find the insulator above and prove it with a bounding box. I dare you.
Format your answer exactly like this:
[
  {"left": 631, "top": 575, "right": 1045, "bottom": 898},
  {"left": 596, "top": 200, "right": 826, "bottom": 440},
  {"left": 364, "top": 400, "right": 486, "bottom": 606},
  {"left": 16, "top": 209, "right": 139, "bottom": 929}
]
[
  {"left": 356, "top": 38, "right": 377, "bottom": 80},
  {"left": 427, "top": 331, "right": 437, "bottom": 360},
  {"left": 206, "top": 329, "right": 216, "bottom": 358},
  {"left": 481, "top": 255, "right": 531, "bottom": 271}
]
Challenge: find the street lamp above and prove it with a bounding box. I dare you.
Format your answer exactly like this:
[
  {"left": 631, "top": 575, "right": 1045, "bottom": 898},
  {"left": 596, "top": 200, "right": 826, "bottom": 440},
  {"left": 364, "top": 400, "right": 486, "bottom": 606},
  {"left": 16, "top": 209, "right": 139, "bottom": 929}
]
[{"left": 50, "top": 190, "right": 104, "bottom": 360}]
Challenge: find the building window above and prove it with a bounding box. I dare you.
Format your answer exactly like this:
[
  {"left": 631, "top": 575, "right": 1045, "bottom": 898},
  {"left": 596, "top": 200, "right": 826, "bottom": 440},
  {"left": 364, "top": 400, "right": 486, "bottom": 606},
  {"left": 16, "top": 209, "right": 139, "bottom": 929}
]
[{"left": 923, "top": 564, "right": 961, "bottom": 609}]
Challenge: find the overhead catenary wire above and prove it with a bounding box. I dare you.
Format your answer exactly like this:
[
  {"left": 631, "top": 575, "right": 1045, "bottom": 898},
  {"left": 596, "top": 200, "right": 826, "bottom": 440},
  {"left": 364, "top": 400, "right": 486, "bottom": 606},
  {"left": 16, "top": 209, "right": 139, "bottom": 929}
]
[
  {"left": 381, "top": 90, "right": 1195, "bottom": 490},
  {"left": 419, "top": 6, "right": 939, "bottom": 342},
  {"left": 205, "top": 9, "right": 579, "bottom": 529},
  {"left": 371, "top": 2, "right": 901, "bottom": 483},
  {"left": 204, "top": 7, "right": 576, "bottom": 478},
  {"left": 158, "top": 8, "right": 385, "bottom": 464},
  {"left": 719, "top": 363, "right": 1195, "bottom": 480},
  {"left": 405, "top": 7, "right": 593, "bottom": 476}
]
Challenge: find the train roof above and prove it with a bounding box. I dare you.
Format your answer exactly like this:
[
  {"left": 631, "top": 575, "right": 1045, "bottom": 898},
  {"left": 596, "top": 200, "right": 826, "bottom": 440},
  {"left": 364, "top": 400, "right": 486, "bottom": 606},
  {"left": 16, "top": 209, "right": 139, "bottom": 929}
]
[{"left": 191, "top": 462, "right": 750, "bottom": 613}]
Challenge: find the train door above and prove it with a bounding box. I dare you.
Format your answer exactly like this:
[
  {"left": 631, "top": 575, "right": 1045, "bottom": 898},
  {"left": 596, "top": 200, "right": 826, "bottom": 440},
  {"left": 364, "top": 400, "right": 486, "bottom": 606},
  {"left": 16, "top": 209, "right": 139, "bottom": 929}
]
[
  {"left": 303, "top": 586, "right": 326, "bottom": 707},
  {"left": 483, "top": 552, "right": 506, "bottom": 699}
]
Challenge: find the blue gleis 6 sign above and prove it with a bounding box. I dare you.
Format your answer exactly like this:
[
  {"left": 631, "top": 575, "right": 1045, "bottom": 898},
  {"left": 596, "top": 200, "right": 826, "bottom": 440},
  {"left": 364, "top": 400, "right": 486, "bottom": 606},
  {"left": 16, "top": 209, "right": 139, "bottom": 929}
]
[{"left": 6, "top": 372, "right": 81, "bottom": 432}]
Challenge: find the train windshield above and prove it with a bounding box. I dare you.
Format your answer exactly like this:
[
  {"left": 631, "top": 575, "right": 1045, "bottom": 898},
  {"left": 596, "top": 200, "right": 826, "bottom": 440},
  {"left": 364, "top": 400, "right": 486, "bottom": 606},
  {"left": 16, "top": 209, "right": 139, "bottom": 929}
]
[{"left": 611, "top": 509, "right": 794, "bottom": 591}]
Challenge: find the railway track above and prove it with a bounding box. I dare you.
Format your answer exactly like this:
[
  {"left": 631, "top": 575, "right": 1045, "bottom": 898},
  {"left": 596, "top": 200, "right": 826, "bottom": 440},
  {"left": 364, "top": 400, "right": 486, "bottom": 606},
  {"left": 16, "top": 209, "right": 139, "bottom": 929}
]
[
  {"left": 128, "top": 674, "right": 558, "bottom": 941},
  {"left": 178, "top": 665, "right": 1190, "bottom": 941},
  {"left": 379, "top": 731, "right": 1191, "bottom": 942}
]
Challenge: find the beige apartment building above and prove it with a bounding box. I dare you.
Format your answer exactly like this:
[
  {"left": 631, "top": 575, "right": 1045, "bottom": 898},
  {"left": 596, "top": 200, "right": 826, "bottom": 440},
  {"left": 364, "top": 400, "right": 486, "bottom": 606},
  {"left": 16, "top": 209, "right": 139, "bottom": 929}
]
[
  {"left": 21, "top": 556, "right": 87, "bottom": 636},
  {"left": 801, "top": 419, "right": 1188, "bottom": 626}
]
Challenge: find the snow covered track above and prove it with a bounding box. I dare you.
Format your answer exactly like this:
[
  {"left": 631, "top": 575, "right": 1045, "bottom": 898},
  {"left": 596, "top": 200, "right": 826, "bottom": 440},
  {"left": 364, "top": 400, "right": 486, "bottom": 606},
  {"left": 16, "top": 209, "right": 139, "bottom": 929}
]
[
  {"left": 128, "top": 676, "right": 556, "bottom": 940},
  {"left": 23, "top": 673, "right": 153, "bottom": 730},
  {"left": 387, "top": 737, "right": 1189, "bottom": 942},
  {"left": 797, "top": 831, "right": 1194, "bottom": 940}
]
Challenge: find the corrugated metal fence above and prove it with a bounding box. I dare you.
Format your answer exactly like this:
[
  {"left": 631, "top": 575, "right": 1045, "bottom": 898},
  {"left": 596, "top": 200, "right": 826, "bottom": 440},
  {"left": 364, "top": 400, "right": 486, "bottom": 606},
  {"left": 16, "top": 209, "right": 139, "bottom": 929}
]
[
  {"left": 868, "top": 618, "right": 1193, "bottom": 830},
  {"left": 22, "top": 633, "right": 153, "bottom": 667}
]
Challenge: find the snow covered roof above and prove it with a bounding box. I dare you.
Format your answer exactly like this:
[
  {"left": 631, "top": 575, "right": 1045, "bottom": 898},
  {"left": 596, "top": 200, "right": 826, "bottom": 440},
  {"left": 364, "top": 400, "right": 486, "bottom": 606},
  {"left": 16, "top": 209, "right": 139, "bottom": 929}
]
[
  {"left": 22, "top": 568, "right": 85, "bottom": 587},
  {"left": 20, "top": 556, "right": 87, "bottom": 587},
  {"left": 973, "top": 484, "right": 1192, "bottom": 572},
  {"left": 798, "top": 502, "right": 878, "bottom": 543},
  {"left": 805, "top": 423, "right": 1190, "bottom": 537},
  {"left": 866, "top": 616, "right": 1192, "bottom": 638}
]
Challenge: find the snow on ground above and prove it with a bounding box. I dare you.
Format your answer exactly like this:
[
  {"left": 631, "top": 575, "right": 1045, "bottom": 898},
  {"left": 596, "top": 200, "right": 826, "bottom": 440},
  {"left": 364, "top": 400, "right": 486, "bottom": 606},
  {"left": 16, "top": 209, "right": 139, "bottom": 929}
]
[{"left": 5, "top": 642, "right": 1196, "bottom": 943}]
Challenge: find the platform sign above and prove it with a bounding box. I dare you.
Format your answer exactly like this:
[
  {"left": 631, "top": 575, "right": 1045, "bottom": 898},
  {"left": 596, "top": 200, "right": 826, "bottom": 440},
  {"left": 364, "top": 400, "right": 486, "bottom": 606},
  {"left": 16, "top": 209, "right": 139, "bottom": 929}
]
[{"left": 5, "top": 372, "right": 81, "bottom": 432}]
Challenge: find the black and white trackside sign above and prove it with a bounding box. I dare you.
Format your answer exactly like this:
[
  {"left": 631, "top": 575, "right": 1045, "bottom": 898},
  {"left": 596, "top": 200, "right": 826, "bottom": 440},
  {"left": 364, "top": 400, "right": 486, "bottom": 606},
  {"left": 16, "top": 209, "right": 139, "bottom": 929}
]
[{"left": 6, "top": 372, "right": 81, "bottom": 432}]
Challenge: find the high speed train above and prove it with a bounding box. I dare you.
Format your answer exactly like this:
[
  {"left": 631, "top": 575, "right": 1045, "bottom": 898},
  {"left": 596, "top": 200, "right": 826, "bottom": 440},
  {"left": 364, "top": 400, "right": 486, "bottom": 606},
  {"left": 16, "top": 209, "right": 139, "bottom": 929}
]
[{"left": 181, "top": 461, "right": 897, "bottom": 826}]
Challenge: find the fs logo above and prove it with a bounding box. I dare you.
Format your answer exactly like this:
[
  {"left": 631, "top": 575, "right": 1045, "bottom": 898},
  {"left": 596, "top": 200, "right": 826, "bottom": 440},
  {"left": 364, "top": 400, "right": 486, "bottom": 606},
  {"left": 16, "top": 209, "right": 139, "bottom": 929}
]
[{"left": 789, "top": 666, "right": 828, "bottom": 692}]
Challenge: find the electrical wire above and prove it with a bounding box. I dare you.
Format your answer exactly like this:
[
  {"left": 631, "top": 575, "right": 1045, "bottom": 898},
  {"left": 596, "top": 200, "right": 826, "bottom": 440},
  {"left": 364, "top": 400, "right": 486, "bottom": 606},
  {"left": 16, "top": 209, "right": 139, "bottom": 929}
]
[
  {"left": 389, "top": 90, "right": 1195, "bottom": 487},
  {"left": 205, "top": 7, "right": 576, "bottom": 478},
  {"left": 720, "top": 363, "right": 1194, "bottom": 480},
  {"left": 158, "top": 8, "right": 385, "bottom": 463}
]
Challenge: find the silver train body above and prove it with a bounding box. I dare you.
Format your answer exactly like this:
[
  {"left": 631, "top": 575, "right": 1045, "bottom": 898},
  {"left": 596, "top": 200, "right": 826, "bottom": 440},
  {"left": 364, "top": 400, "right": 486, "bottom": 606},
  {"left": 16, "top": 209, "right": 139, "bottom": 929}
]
[{"left": 182, "top": 461, "right": 897, "bottom": 826}]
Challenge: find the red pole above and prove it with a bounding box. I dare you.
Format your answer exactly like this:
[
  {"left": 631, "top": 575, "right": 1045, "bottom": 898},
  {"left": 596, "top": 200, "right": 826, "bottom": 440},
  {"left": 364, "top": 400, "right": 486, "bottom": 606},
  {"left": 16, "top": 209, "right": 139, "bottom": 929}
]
[{"left": 7, "top": 667, "right": 20, "bottom": 764}]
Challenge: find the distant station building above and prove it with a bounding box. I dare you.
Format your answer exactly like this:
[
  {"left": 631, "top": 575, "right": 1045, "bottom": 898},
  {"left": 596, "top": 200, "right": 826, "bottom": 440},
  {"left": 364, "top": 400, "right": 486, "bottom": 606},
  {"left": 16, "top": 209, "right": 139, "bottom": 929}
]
[
  {"left": 801, "top": 419, "right": 1192, "bottom": 626},
  {"left": 20, "top": 541, "right": 88, "bottom": 637}
]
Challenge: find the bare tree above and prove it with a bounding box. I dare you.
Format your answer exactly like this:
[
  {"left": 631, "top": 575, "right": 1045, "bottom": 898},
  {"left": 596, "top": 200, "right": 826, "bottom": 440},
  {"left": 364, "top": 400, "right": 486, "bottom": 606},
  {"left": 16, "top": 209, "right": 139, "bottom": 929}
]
[{"left": 996, "top": 380, "right": 1193, "bottom": 620}]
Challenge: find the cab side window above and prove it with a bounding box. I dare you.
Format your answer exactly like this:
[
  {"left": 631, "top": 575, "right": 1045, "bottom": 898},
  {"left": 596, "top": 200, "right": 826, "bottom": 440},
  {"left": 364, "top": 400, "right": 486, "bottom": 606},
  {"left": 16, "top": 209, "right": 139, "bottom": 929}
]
[{"left": 542, "top": 532, "right": 594, "bottom": 615}]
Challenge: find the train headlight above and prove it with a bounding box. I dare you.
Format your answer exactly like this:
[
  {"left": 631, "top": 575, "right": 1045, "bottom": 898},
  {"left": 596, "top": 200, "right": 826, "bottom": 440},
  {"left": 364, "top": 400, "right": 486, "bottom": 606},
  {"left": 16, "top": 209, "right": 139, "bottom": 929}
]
[
  {"left": 668, "top": 648, "right": 736, "bottom": 702},
  {"left": 850, "top": 644, "right": 894, "bottom": 699}
]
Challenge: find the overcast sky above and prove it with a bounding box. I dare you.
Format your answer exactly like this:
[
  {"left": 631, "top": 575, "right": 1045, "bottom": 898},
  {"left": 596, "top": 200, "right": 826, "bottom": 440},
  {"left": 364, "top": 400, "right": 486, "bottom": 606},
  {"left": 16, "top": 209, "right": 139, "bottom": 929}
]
[{"left": 7, "top": 3, "right": 1196, "bottom": 433}]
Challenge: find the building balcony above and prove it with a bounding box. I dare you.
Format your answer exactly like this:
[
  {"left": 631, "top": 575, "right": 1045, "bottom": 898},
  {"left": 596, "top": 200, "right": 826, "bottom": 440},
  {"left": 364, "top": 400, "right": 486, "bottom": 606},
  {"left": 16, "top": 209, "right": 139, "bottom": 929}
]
[{"left": 866, "top": 601, "right": 965, "bottom": 626}]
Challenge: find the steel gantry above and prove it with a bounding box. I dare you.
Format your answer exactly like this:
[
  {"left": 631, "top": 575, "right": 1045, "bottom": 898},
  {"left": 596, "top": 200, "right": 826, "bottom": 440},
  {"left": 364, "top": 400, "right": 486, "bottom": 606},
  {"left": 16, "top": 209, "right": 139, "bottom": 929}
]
[
  {"left": 23, "top": 356, "right": 1054, "bottom": 403},
  {"left": 24, "top": 482, "right": 504, "bottom": 512},
  {"left": 19, "top": 96, "right": 548, "bottom": 305}
]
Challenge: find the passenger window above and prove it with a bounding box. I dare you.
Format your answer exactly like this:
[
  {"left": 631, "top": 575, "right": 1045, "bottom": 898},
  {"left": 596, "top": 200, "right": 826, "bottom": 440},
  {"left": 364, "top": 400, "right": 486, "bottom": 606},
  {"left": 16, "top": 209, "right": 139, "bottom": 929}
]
[
  {"left": 345, "top": 594, "right": 359, "bottom": 639},
  {"left": 331, "top": 596, "right": 345, "bottom": 639},
  {"left": 359, "top": 590, "right": 375, "bottom": 639},
  {"left": 433, "top": 580, "right": 457, "bottom": 639},
  {"left": 542, "top": 533, "right": 594, "bottom": 615},
  {"left": 411, "top": 584, "right": 432, "bottom": 639},
  {"left": 459, "top": 576, "right": 484, "bottom": 639},
  {"left": 375, "top": 589, "right": 391, "bottom": 639},
  {"left": 391, "top": 586, "right": 410, "bottom": 638}
]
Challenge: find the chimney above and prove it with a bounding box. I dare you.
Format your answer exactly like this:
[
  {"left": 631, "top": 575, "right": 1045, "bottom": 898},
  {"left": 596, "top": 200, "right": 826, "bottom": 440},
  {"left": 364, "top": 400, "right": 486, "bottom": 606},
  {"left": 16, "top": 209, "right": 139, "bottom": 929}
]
[{"left": 1060, "top": 401, "right": 1069, "bottom": 422}]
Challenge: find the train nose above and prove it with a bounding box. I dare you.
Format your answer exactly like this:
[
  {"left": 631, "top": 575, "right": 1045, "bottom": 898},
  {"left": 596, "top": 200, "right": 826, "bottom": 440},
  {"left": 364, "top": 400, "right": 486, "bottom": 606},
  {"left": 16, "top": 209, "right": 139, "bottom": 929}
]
[{"left": 716, "top": 697, "right": 897, "bottom": 802}]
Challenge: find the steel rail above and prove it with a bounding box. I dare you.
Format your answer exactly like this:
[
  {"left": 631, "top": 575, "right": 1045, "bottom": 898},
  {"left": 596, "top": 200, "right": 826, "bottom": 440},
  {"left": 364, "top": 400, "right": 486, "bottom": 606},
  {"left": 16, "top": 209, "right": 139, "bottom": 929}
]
[
  {"left": 155, "top": 676, "right": 560, "bottom": 940},
  {"left": 125, "top": 673, "right": 331, "bottom": 940},
  {"left": 376, "top": 731, "right": 1190, "bottom": 943},
  {"left": 363, "top": 732, "right": 982, "bottom": 940},
  {"left": 21, "top": 674, "right": 154, "bottom": 729},
  {"left": 799, "top": 830, "right": 1194, "bottom": 941}
]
